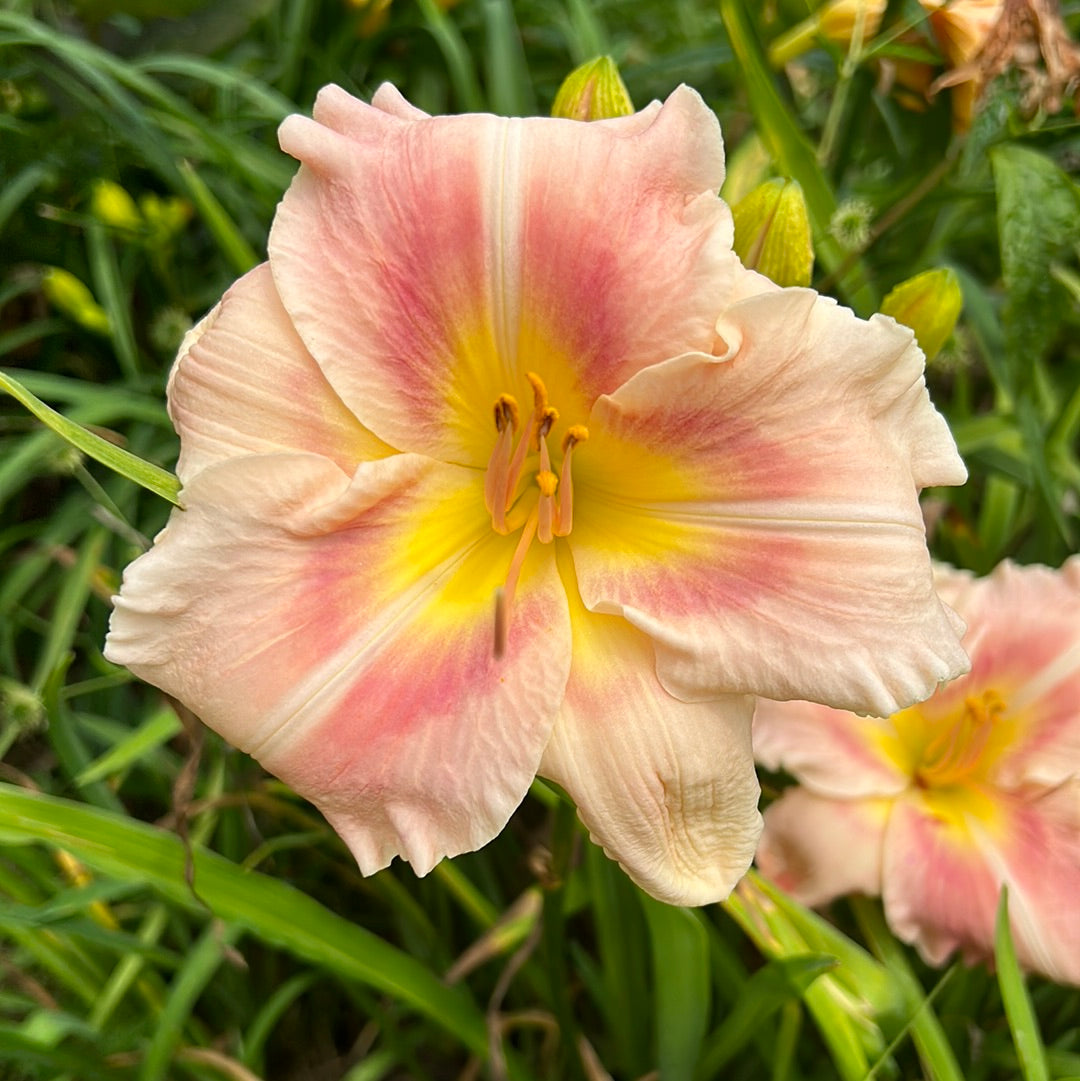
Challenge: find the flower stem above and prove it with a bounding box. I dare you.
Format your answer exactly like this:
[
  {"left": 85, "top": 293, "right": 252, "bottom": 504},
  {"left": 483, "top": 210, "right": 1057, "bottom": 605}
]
[
  {"left": 542, "top": 797, "right": 585, "bottom": 1080},
  {"left": 850, "top": 896, "right": 966, "bottom": 1081}
]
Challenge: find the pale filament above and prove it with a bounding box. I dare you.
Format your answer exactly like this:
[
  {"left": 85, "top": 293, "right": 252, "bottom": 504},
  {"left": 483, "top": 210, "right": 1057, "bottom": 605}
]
[
  {"left": 488, "top": 372, "right": 588, "bottom": 657},
  {"left": 915, "top": 689, "right": 1006, "bottom": 789}
]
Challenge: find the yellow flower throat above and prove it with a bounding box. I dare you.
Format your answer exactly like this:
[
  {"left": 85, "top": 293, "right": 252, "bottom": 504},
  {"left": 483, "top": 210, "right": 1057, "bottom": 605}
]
[{"left": 912, "top": 689, "right": 1008, "bottom": 790}]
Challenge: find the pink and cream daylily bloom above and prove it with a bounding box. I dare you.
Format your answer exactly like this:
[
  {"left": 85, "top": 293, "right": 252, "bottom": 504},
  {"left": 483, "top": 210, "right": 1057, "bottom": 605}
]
[
  {"left": 105, "top": 84, "right": 968, "bottom": 905},
  {"left": 755, "top": 559, "right": 1080, "bottom": 983}
]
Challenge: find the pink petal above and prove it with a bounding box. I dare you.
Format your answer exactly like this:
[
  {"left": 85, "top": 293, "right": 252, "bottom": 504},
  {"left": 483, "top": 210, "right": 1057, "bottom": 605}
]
[
  {"left": 883, "top": 784, "right": 1080, "bottom": 984},
  {"left": 540, "top": 573, "right": 760, "bottom": 905},
  {"left": 926, "top": 559, "right": 1080, "bottom": 790},
  {"left": 269, "top": 84, "right": 738, "bottom": 464},
  {"left": 106, "top": 452, "right": 570, "bottom": 876},
  {"left": 569, "top": 287, "right": 968, "bottom": 716},
  {"left": 753, "top": 698, "right": 910, "bottom": 799},
  {"left": 168, "top": 263, "right": 390, "bottom": 484},
  {"left": 756, "top": 789, "right": 891, "bottom": 907}
]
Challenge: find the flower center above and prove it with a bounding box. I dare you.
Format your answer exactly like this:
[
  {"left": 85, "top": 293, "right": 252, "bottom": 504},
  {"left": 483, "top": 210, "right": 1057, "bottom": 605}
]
[
  {"left": 913, "top": 688, "right": 1007, "bottom": 790},
  {"left": 484, "top": 371, "right": 588, "bottom": 656}
]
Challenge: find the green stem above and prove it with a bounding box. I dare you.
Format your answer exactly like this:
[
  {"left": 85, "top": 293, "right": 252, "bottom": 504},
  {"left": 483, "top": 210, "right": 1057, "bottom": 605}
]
[
  {"left": 542, "top": 798, "right": 585, "bottom": 1080},
  {"left": 851, "top": 896, "right": 966, "bottom": 1081},
  {"left": 767, "top": 18, "right": 819, "bottom": 68}
]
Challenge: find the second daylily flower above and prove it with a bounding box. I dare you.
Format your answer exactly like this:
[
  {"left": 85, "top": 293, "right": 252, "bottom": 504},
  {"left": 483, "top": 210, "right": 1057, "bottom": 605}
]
[
  {"left": 106, "top": 84, "right": 967, "bottom": 905},
  {"left": 755, "top": 559, "right": 1080, "bottom": 983}
]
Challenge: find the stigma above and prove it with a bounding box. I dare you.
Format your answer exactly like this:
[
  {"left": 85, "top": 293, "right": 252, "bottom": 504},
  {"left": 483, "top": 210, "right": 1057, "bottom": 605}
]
[{"left": 486, "top": 372, "right": 588, "bottom": 656}]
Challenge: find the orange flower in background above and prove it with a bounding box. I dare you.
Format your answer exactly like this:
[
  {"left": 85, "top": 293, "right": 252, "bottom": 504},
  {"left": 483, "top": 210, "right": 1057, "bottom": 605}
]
[
  {"left": 755, "top": 559, "right": 1080, "bottom": 984},
  {"left": 921, "top": 0, "right": 1005, "bottom": 129},
  {"left": 106, "top": 84, "right": 967, "bottom": 904}
]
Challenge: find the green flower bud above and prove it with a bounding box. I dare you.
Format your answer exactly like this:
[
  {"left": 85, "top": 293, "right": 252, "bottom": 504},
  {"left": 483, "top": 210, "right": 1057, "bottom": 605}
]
[
  {"left": 721, "top": 132, "right": 773, "bottom": 207},
  {"left": 90, "top": 179, "right": 142, "bottom": 232},
  {"left": 880, "top": 268, "right": 963, "bottom": 362},
  {"left": 732, "top": 178, "right": 814, "bottom": 287},
  {"left": 41, "top": 268, "right": 111, "bottom": 336},
  {"left": 139, "top": 192, "right": 192, "bottom": 244},
  {"left": 551, "top": 56, "right": 634, "bottom": 121}
]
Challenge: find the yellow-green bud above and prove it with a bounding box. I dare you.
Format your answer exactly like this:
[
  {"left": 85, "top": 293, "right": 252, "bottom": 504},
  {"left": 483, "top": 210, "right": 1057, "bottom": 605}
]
[
  {"left": 139, "top": 192, "right": 192, "bottom": 243},
  {"left": 551, "top": 56, "right": 634, "bottom": 121},
  {"left": 90, "top": 179, "right": 142, "bottom": 232},
  {"left": 721, "top": 132, "right": 773, "bottom": 207},
  {"left": 41, "top": 268, "right": 111, "bottom": 336},
  {"left": 880, "top": 268, "right": 963, "bottom": 362},
  {"left": 768, "top": 0, "right": 887, "bottom": 67},
  {"left": 732, "top": 178, "right": 813, "bottom": 288}
]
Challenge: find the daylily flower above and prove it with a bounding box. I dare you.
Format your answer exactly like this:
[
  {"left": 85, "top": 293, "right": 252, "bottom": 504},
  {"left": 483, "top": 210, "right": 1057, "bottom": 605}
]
[
  {"left": 755, "top": 559, "right": 1080, "bottom": 983},
  {"left": 105, "top": 84, "right": 968, "bottom": 905}
]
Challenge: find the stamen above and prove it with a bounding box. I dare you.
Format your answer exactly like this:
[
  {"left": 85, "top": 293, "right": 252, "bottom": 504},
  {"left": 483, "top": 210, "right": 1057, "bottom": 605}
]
[
  {"left": 486, "top": 395, "right": 521, "bottom": 526},
  {"left": 536, "top": 467, "right": 558, "bottom": 543},
  {"left": 536, "top": 406, "right": 559, "bottom": 446},
  {"left": 916, "top": 689, "right": 1005, "bottom": 788},
  {"left": 561, "top": 425, "right": 589, "bottom": 454},
  {"left": 526, "top": 371, "right": 548, "bottom": 412},
  {"left": 555, "top": 425, "right": 588, "bottom": 537},
  {"left": 494, "top": 507, "right": 538, "bottom": 658},
  {"left": 494, "top": 394, "right": 520, "bottom": 433},
  {"left": 486, "top": 377, "right": 589, "bottom": 653}
]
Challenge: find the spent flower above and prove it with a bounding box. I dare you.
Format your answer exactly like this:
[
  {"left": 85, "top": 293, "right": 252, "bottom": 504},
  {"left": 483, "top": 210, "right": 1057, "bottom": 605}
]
[
  {"left": 755, "top": 559, "right": 1080, "bottom": 985},
  {"left": 106, "top": 84, "right": 966, "bottom": 904}
]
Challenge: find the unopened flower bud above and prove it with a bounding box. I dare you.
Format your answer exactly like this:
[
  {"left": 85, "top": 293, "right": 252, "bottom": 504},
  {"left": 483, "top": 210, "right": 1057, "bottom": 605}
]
[
  {"left": 732, "top": 178, "right": 813, "bottom": 287},
  {"left": 880, "top": 268, "right": 963, "bottom": 361},
  {"left": 769, "top": 0, "right": 887, "bottom": 67},
  {"left": 722, "top": 132, "right": 773, "bottom": 207},
  {"left": 41, "top": 268, "right": 111, "bottom": 336},
  {"left": 139, "top": 192, "right": 192, "bottom": 244},
  {"left": 90, "top": 179, "right": 142, "bottom": 232},
  {"left": 551, "top": 56, "right": 634, "bottom": 121}
]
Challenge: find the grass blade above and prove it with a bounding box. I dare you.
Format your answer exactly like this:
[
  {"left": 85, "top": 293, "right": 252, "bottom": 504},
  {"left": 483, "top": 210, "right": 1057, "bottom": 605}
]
[
  {"left": 0, "top": 783, "right": 534, "bottom": 1081},
  {"left": 995, "top": 888, "right": 1049, "bottom": 1081},
  {"left": 640, "top": 897, "right": 710, "bottom": 1081},
  {"left": 0, "top": 369, "right": 181, "bottom": 507}
]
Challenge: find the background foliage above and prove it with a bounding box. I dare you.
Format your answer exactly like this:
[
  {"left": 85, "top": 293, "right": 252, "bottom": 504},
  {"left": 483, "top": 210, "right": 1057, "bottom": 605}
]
[{"left": 1, "top": 0, "right": 1078, "bottom": 1078}]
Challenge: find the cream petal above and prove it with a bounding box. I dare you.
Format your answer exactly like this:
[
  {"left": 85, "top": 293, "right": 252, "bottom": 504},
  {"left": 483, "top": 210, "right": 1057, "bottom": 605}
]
[
  {"left": 753, "top": 698, "right": 910, "bottom": 799},
  {"left": 369, "top": 82, "right": 431, "bottom": 120},
  {"left": 106, "top": 452, "right": 571, "bottom": 876},
  {"left": 882, "top": 785, "right": 1080, "bottom": 984},
  {"left": 539, "top": 569, "right": 760, "bottom": 906},
  {"left": 755, "top": 789, "right": 891, "bottom": 907},
  {"left": 570, "top": 286, "right": 968, "bottom": 716},
  {"left": 167, "top": 263, "right": 390, "bottom": 484},
  {"left": 270, "top": 84, "right": 738, "bottom": 465}
]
